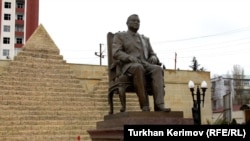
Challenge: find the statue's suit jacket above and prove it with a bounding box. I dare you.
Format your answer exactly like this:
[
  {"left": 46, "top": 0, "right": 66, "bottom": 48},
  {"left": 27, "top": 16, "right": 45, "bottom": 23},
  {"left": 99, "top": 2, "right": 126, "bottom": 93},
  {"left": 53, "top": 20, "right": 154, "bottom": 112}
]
[{"left": 112, "top": 31, "right": 159, "bottom": 74}]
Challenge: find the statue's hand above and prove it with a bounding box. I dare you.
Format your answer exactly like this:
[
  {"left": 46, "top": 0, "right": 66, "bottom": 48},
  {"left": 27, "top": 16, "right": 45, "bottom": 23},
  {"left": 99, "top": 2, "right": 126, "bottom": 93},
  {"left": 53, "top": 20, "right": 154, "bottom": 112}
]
[{"left": 147, "top": 56, "right": 158, "bottom": 64}]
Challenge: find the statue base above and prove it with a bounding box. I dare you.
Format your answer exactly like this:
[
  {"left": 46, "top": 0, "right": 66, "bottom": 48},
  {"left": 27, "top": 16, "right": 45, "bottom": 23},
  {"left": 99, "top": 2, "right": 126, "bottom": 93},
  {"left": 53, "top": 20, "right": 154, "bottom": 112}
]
[{"left": 87, "top": 111, "right": 193, "bottom": 141}]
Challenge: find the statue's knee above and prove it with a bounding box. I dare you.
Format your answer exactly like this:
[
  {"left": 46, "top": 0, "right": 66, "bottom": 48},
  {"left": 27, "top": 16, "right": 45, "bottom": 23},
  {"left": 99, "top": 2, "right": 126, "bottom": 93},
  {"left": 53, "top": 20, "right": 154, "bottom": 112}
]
[
  {"left": 153, "top": 65, "right": 163, "bottom": 73},
  {"left": 132, "top": 63, "right": 144, "bottom": 72}
]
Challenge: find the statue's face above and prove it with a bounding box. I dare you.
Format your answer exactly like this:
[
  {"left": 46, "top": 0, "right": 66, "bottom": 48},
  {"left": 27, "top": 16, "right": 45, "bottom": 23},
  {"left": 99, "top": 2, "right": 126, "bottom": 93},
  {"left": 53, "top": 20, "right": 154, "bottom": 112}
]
[{"left": 127, "top": 15, "right": 140, "bottom": 31}]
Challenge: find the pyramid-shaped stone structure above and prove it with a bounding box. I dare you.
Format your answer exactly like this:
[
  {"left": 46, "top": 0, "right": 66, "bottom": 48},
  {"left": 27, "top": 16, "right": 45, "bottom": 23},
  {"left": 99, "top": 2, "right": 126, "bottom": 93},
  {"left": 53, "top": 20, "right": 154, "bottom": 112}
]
[
  {"left": 22, "top": 24, "right": 60, "bottom": 54},
  {"left": 0, "top": 24, "right": 98, "bottom": 141}
]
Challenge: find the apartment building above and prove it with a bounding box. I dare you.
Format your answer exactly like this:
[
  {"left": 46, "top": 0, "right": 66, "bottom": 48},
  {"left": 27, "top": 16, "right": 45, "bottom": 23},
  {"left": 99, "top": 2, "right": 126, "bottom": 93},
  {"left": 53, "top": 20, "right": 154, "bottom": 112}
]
[
  {"left": 211, "top": 74, "right": 250, "bottom": 110},
  {"left": 211, "top": 75, "right": 250, "bottom": 123},
  {"left": 0, "top": 0, "right": 39, "bottom": 60}
]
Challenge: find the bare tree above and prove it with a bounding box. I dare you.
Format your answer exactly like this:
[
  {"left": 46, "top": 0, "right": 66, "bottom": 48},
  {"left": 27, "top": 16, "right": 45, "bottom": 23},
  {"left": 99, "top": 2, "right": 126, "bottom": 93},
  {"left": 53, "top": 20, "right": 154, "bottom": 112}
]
[{"left": 232, "top": 64, "right": 245, "bottom": 105}]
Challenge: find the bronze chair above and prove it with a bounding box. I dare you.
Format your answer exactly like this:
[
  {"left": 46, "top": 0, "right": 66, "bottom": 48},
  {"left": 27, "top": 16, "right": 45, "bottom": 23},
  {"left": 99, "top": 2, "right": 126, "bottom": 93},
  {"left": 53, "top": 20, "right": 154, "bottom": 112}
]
[{"left": 107, "top": 32, "right": 155, "bottom": 114}]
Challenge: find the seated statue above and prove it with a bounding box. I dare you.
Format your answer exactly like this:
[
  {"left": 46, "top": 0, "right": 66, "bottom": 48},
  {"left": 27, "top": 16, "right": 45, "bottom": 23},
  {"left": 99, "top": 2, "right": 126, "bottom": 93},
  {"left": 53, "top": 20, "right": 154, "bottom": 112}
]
[{"left": 111, "top": 14, "right": 171, "bottom": 112}]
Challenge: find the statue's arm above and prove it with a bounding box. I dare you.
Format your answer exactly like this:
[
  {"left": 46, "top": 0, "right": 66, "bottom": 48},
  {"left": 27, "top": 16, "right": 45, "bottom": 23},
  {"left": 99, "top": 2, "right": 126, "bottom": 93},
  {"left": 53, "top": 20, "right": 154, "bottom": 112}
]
[{"left": 145, "top": 37, "right": 161, "bottom": 65}]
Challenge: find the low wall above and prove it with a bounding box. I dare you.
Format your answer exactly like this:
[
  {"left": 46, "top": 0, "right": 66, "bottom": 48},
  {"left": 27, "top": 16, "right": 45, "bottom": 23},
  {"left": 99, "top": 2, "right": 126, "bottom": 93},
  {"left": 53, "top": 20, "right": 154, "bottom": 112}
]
[
  {"left": 68, "top": 63, "right": 108, "bottom": 94},
  {"left": 163, "top": 69, "right": 212, "bottom": 123}
]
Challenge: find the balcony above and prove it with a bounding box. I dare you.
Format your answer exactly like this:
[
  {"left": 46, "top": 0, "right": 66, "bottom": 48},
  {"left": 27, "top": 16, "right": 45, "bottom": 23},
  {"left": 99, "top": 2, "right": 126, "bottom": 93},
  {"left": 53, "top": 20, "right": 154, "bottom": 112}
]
[
  {"left": 15, "top": 43, "right": 23, "bottom": 48},
  {"left": 15, "top": 31, "right": 24, "bottom": 36},
  {"left": 15, "top": 20, "right": 24, "bottom": 25},
  {"left": 16, "top": 8, "right": 24, "bottom": 13}
]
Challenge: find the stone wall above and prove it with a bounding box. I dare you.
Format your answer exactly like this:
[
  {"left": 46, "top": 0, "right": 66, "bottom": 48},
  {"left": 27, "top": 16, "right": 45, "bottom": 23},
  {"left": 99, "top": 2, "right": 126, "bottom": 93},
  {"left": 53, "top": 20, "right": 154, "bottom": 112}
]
[
  {"left": 164, "top": 69, "right": 212, "bottom": 124},
  {"left": 68, "top": 64, "right": 108, "bottom": 94}
]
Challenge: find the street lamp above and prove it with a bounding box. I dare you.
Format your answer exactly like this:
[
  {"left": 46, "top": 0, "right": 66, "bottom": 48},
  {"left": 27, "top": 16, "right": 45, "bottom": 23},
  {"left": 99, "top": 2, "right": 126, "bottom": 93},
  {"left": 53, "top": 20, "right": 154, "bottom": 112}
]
[{"left": 188, "top": 80, "right": 207, "bottom": 125}]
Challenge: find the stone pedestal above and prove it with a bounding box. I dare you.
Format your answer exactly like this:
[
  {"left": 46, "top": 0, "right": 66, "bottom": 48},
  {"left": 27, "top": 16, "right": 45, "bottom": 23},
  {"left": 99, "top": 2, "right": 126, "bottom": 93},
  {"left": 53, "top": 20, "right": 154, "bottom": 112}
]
[{"left": 88, "top": 111, "right": 193, "bottom": 141}]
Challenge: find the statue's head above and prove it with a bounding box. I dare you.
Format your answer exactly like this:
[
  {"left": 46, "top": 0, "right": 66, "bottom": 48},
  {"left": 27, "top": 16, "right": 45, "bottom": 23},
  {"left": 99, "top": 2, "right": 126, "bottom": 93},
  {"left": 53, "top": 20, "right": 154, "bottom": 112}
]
[{"left": 126, "top": 14, "right": 140, "bottom": 32}]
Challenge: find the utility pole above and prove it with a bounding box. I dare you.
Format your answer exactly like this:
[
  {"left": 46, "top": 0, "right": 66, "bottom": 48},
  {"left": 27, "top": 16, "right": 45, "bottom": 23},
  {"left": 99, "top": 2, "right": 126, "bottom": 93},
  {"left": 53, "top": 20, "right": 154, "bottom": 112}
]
[
  {"left": 175, "top": 52, "right": 177, "bottom": 70},
  {"left": 95, "top": 43, "right": 104, "bottom": 65}
]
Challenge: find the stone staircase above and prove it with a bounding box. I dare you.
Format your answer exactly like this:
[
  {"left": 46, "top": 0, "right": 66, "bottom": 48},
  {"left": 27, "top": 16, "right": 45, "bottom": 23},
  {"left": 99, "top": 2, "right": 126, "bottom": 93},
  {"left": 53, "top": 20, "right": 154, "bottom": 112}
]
[{"left": 0, "top": 25, "right": 98, "bottom": 141}]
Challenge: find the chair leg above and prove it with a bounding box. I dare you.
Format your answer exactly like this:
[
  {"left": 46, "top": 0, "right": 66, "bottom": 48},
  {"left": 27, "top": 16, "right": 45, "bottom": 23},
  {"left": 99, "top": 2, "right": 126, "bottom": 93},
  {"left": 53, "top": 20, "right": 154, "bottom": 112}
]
[
  {"left": 119, "top": 87, "right": 126, "bottom": 112},
  {"left": 108, "top": 91, "right": 114, "bottom": 114}
]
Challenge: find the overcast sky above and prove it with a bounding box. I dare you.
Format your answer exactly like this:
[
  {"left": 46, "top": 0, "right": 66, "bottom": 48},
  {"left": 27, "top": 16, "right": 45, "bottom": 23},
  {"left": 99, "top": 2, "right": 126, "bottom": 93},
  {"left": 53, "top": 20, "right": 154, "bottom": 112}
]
[{"left": 39, "top": 0, "right": 250, "bottom": 77}]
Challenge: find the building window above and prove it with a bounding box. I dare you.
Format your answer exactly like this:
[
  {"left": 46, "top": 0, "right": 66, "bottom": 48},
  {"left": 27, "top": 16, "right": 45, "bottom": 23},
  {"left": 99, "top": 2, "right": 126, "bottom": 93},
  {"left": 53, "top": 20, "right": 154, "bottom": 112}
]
[
  {"left": 16, "top": 0, "right": 25, "bottom": 8},
  {"left": 3, "top": 25, "right": 10, "bottom": 32},
  {"left": 244, "top": 80, "right": 250, "bottom": 86},
  {"left": 4, "top": 14, "right": 11, "bottom": 20},
  {"left": 17, "top": 14, "right": 23, "bottom": 20},
  {"left": 4, "top": 2, "right": 11, "bottom": 8},
  {"left": 3, "top": 37, "right": 10, "bottom": 44},
  {"left": 212, "top": 100, "right": 217, "bottom": 110},
  {"left": 234, "top": 81, "right": 242, "bottom": 87},
  {"left": 3, "top": 49, "right": 10, "bottom": 57},
  {"left": 15, "top": 25, "right": 24, "bottom": 32},
  {"left": 211, "top": 82, "right": 215, "bottom": 89},
  {"left": 16, "top": 38, "right": 23, "bottom": 44},
  {"left": 224, "top": 80, "right": 229, "bottom": 86}
]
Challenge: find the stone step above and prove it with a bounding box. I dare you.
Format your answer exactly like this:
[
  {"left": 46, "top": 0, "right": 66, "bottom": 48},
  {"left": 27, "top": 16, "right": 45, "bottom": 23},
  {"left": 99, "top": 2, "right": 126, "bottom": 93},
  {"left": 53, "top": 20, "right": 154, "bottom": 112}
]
[
  {"left": 0, "top": 76, "right": 81, "bottom": 84},
  {"left": 100, "top": 108, "right": 141, "bottom": 114},
  {"left": 1, "top": 71, "right": 75, "bottom": 79},
  {"left": 95, "top": 103, "right": 140, "bottom": 110},
  {"left": 9, "top": 61, "right": 70, "bottom": 70},
  {"left": 0, "top": 94, "right": 89, "bottom": 101},
  {"left": 0, "top": 116, "right": 98, "bottom": 123},
  {"left": 95, "top": 80, "right": 109, "bottom": 85},
  {"left": 93, "top": 89, "right": 109, "bottom": 95},
  {"left": 0, "top": 102, "right": 93, "bottom": 109},
  {"left": 93, "top": 85, "right": 109, "bottom": 90},
  {"left": 0, "top": 81, "right": 84, "bottom": 88},
  {"left": 0, "top": 99, "right": 91, "bottom": 106},
  {"left": 95, "top": 105, "right": 140, "bottom": 110},
  {"left": 94, "top": 92, "right": 138, "bottom": 97},
  {"left": 0, "top": 104, "right": 95, "bottom": 112},
  {"left": 7, "top": 66, "right": 74, "bottom": 74},
  {"left": 0, "top": 131, "right": 92, "bottom": 140},
  {"left": 0, "top": 127, "right": 84, "bottom": 133},
  {"left": 0, "top": 119, "right": 97, "bottom": 126},
  {"left": 94, "top": 97, "right": 140, "bottom": 103},
  {"left": 0, "top": 85, "right": 85, "bottom": 93},
  {"left": 15, "top": 51, "right": 64, "bottom": 60},
  {"left": 0, "top": 114, "right": 98, "bottom": 120},
  {"left": 0, "top": 108, "right": 96, "bottom": 117},
  {"left": 14, "top": 55, "right": 66, "bottom": 64},
  {"left": 0, "top": 90, "right": 86, "bottom": 97},
  {"left": 94, "top": 101, "right": 137, "bottom": 106},
  {"left": 0, "top": 134, "right": 91, "bottom": 141}
]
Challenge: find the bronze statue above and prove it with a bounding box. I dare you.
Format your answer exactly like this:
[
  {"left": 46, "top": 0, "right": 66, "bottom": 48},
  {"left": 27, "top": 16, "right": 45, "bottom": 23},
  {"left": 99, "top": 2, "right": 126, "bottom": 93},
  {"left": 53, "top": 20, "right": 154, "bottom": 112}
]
[{"left": 111, "top": 14, "right": 171, "bottom": 112}]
